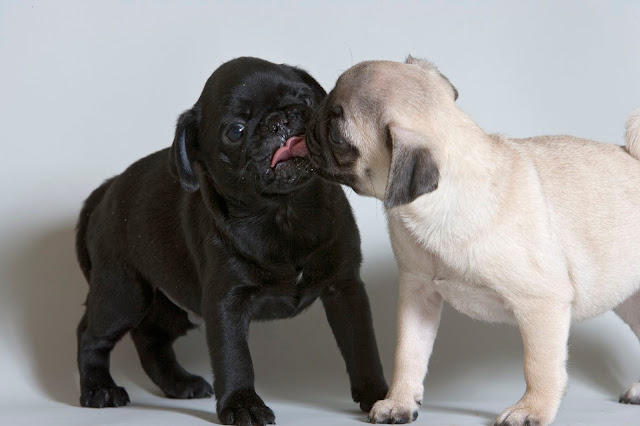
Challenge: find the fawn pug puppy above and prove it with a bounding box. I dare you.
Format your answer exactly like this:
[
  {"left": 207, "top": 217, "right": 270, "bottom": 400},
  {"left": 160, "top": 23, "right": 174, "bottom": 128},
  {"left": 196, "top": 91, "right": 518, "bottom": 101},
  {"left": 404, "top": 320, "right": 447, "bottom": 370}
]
[{"left": 305, "top": 56, "right": 640, "bottom": 425}]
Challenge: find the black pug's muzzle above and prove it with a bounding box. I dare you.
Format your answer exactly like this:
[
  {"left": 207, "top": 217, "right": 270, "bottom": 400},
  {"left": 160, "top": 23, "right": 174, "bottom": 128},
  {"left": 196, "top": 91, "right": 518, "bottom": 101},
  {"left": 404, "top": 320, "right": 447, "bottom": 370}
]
[
  {"left": 259, "top": 104, "right": 316, "bottom": 194},
  {"left": 170, "top": 58, "right": 328, "bottom": 199}
]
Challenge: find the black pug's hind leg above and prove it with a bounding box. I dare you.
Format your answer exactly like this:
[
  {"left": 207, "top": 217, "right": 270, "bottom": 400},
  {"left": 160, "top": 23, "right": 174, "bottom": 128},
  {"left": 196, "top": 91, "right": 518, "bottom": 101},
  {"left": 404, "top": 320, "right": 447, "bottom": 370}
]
[
  {"left": 130, "top": 291, "right": 212, "bottom": 399},
  {"left": 77, "top": 269, "right": 152, "bottom": 408},
  {"left": 321, "top": 277, "right": 389, "bottom": 412}
]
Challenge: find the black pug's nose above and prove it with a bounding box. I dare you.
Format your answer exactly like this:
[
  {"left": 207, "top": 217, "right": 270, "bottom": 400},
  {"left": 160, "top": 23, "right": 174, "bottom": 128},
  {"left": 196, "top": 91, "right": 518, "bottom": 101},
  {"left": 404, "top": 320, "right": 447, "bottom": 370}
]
[
  {"left": 266, "top": 107, "right": 308, "bottom": 135},
  {"left": 266, "top": 111, "right": 289, "bottom": 133}
]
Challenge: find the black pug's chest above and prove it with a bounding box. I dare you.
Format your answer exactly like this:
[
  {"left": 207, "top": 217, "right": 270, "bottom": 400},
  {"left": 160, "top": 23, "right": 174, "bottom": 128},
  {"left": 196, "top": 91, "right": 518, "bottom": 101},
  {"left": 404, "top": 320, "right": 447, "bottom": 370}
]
[
  {"left": 225, "top": 230, "right": 337, "bottom": 321},
  {"left": 242, "top": 238, "right": 338, "bottom": 320},
  {"left": 248, "top": 265, "right": 318, "bottom": 320},
  {"left": 209, "top": 182, "right": 351, "bottom": 320}
]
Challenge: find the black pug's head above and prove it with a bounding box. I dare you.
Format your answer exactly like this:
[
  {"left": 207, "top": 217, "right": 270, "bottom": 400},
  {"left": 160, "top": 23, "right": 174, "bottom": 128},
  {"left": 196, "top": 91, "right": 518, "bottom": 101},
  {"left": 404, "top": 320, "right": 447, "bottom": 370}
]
[{"left": 169, "top": 57, "right": 326, "bottom": 198}]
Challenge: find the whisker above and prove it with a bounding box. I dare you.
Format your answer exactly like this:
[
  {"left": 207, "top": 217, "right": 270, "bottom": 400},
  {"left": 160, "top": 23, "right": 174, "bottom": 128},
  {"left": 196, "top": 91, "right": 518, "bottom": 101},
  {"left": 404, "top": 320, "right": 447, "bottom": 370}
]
[{"left": 236, "top": 158, "right": 254, "bottom": 186}]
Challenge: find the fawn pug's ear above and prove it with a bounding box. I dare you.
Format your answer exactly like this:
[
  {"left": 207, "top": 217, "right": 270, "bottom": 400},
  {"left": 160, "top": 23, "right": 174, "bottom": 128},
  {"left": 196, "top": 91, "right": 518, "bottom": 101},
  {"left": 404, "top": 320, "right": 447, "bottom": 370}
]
[
  {"left": 169, "top": 106, "right": 201, "bottom": 192},
  {"left": 405, "top": 55, "right": 459, "bottom": 101},
  {"left": 384, "top": 125, "right": 440, "bottom": 209}
]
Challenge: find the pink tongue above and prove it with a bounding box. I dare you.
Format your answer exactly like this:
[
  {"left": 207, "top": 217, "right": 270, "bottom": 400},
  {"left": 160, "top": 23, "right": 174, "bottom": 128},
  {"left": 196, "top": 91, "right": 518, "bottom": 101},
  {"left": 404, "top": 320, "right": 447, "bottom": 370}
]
[{"left": 270, "top": 136, "right": 309, "bottom": 168}]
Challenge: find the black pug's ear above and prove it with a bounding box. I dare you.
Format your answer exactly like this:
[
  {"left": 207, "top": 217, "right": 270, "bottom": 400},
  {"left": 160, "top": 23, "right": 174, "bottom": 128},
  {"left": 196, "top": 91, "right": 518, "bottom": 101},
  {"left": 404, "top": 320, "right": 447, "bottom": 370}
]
[
  {"left": 286, "top": 65, "right": 327, "bottom": 100},
  {"left": 384, "top": 125, "right": 440, "bottom": 209},
  {"left": 169, "top": 106, "right": 201, "bottom": 192}
]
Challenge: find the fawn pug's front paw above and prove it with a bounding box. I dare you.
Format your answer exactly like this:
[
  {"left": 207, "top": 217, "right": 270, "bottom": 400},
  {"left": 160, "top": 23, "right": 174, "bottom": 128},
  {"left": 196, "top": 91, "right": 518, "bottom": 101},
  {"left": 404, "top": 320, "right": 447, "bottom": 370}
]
[
  {"left": 494, "top": 400, "right": 556, "bottom": 426},
  {"left": 619, "top": 382, "right": 640, "bottom": 405},
  {"left": 367, "top": 397, "right": 419, "bottom": 424},
  {"left": 352, "top": 378, "right": 389, "bottom": 412}
]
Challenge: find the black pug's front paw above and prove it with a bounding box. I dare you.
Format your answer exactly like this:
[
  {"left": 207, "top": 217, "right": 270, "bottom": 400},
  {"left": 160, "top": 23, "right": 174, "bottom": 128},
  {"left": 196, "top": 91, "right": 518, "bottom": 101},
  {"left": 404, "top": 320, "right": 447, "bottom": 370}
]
[
  {"left": 163, "top": 374, "right": 213, "bottom": 399},
  {"left": 80, "top": 386, "right": 130, "bottom": 408},
  {"left": 352, "top": 379, "right": 389, "bottom": 413},
  {"left": 217, "top": 389, "right": 275, "bottom": 426}
]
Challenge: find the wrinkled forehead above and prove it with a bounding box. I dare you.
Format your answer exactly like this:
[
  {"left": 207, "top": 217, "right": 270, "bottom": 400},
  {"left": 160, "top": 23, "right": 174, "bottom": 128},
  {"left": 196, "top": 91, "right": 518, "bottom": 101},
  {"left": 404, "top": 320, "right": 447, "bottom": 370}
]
[
  {"left": 199, "top": 61, "right": 312, "bottom": 116},
  {"left": 330, "top": 65, "right": 384, "bottom": 122},
  {"left": 331, "top": 61, "right": 443, "bottom": 130},
  {"left": 334, "top": 62, "right": 384, "bottom": 101},
  {"left": 333, "top": 61, "right": 421, "bottom": 113}
]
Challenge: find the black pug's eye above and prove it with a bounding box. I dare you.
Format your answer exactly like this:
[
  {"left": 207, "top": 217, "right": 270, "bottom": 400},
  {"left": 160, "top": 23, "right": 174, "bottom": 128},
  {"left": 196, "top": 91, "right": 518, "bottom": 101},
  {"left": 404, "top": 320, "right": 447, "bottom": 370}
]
[
  {"left": 301, "top": 94, "right": 313, "bottom": 106},
  {"left": 225, "top": 123, "right": 245, "bottom": 142},
  {"left": 330, "top": 122, "right": 342, "bottom": 145}
]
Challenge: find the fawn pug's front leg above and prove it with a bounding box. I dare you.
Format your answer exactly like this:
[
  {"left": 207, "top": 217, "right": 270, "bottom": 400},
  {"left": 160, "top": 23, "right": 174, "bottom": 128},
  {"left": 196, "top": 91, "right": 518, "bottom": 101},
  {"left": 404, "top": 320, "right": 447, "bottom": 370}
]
[{"left": 368, "top": 272, "right": 442, "bottom": 423}]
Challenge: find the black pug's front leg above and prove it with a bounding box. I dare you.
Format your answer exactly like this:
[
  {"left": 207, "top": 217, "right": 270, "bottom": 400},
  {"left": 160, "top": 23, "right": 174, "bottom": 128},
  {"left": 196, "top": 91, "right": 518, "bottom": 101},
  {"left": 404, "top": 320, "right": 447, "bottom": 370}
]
[
  {"left": 203, "top": 288, "right": 275, "bottom": 426},
  {"left": 321, "top": 277, "right": 389, "bottom": 412}
]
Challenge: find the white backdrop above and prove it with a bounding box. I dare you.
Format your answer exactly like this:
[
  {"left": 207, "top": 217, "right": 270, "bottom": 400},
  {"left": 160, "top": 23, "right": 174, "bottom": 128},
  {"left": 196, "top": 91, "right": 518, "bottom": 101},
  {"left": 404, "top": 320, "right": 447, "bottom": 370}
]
[{"left": 1, "top": 1, "right": 640, "bottom": 425}]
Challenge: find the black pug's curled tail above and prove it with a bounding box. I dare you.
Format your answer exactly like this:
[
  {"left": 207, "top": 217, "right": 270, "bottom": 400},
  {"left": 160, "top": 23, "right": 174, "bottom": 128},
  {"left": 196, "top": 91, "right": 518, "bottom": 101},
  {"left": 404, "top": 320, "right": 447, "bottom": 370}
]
[{"left": 75, "top": 177, "right": 115, "bottom": 282}]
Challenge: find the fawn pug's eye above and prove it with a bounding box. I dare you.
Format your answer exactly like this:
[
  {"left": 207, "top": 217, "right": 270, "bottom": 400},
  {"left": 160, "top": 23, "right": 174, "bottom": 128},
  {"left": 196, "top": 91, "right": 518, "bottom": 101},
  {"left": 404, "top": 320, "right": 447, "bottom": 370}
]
[{"left": 330, "top": 122, "right": 342, "bottom": 145}]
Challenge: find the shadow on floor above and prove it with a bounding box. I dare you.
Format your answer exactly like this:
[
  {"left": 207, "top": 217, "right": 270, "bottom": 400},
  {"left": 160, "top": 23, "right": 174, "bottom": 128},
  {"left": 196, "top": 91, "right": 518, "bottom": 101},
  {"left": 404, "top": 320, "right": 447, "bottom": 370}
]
[{"left": 5, "top": 219, "right": 637, "bottom": 423}]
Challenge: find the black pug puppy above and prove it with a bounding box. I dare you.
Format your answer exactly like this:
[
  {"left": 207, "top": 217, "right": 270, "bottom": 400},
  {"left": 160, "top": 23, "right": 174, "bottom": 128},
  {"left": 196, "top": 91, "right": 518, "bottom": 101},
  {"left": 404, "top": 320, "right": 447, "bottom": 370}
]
[{"left": 75, "top": 57, "right": 388, "bottom": 425}]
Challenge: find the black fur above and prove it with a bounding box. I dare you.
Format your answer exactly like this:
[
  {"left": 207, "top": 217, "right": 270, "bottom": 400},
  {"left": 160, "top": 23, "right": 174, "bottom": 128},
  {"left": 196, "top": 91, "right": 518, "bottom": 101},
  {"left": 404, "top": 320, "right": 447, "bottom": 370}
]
[
  {"left": 169, "top": 107, "right": 201, "bottom": 192},
  {"left": 75, "top": 57, "right": 387, "bottom": 425}
]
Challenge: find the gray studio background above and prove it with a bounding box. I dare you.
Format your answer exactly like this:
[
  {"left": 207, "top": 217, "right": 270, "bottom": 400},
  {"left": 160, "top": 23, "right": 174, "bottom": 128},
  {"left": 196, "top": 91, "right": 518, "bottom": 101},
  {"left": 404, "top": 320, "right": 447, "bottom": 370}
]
[{"left": 1, "top": 1, "right": 640, "bottom": 425}]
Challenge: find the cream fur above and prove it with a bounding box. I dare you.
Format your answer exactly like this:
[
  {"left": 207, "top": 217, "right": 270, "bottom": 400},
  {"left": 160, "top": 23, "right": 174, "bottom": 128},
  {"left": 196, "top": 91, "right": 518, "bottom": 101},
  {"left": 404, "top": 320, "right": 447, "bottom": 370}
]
[
  {"left": 327, "top": 57, "right": 640, "bottom": 425},
  {"left": 627, "top": 110, "right": 640, "bottom": 160}
]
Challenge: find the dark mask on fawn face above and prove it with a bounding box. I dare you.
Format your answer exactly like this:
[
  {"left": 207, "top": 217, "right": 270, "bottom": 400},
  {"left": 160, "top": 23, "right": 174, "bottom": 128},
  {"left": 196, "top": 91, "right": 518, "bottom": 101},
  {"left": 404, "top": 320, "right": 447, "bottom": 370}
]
[{"left": 305, "top": 58, "right": 454, "bottom": 209}]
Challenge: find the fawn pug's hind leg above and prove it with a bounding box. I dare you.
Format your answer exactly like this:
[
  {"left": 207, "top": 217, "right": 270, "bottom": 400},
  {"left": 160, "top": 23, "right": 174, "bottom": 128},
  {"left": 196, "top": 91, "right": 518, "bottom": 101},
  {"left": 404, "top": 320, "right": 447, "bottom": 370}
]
[
  {"left": 495, "top": 301, "right": 571, "bottom": 426},
  {"left": 614, "top": 289, "right": 640, "bottom": 404}
]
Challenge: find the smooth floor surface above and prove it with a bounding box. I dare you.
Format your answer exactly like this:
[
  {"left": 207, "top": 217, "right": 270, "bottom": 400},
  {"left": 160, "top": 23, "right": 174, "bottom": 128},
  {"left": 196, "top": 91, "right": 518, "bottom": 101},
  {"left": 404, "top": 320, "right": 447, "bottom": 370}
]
[{"left": 2, "top": 238, "right": 640, "bottom": 425}]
